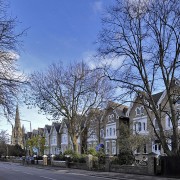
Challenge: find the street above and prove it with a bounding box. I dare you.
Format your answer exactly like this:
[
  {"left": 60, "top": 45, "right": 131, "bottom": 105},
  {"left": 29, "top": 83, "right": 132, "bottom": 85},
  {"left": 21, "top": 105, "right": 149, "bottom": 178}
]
[{"left": 0, "top": 162, "right": 176, "bottom": 180}]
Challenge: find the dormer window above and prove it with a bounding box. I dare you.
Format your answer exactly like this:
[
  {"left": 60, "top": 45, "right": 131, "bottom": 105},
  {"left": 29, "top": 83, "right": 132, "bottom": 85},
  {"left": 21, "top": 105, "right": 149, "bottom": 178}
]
[
  {"left": 135, "top": 106, "right": 144, "bottom": 116},
  {"left": 108, "top": 114, "right": 114, "bottom": 122},
  {"left": 141, "top": 106, "right": 144, "bottom": 115},
  {"left": 136, "top": 107, "right": 141, "bottom": 115}
]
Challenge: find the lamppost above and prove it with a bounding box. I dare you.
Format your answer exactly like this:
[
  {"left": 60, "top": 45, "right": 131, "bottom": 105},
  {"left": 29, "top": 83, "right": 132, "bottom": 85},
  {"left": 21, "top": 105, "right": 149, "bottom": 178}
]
[
  {"left": 21, "top": 120, "right": 32, "bottom": 156},
  {"left": 5, "top": 135, "right": 11, "bottom": 158},
  {"left": 21, "top": 119, "right": 32, "bottom": 132}
]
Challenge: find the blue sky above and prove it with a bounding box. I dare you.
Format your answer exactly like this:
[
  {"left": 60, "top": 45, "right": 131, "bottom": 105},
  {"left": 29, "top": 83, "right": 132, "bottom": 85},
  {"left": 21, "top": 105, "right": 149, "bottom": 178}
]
[
  {"left": 2, "top": 0, "right": 114, "bottom": 135},
  {"left": 10, "top": 0, "right": 113, "bottom": 72}
]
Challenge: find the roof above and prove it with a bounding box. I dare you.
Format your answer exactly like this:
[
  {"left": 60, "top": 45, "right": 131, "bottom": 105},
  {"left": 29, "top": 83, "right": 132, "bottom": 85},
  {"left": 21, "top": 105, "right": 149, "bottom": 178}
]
[
  {"left": 152, "top": 92, "right": 163, "bottom": 104},
  {"left": 53, "top": 122, "right": 61, "bottom": 132},
  {"left": 106, "top": 101, "right": 128, "bottom": 117},
  {"left": 27, "top": 132, "right": 32, "bottom": 138},
  {"left": 45, "top": 125, "right": 52, "bottom": 133}
]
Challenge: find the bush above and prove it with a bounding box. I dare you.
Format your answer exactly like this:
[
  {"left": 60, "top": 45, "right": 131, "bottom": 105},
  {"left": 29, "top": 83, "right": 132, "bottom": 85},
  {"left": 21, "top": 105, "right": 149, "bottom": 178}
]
[
  {"left": 72, "top": 154, "right": 86, "bottom": 163},
  {"left": 63, "top": 149, "right": 74, "bottom": 156},
  {"left": 78, "top": 154, "right": 86, "bottom": 163},
  {"left": 72, "top": 153, "right": 79, "bottom": 162},
  {"left": 96, "top": 150, "right": 105, "bottom": 164},
  {"left": 54, "top": 154, "right": 66, "bottom": 161},
  {"left": 111, "top": 151, "right": 134, "bottom": 165},
  {"left": 87, "top": 148, "right": 97, "bottom": 156}
]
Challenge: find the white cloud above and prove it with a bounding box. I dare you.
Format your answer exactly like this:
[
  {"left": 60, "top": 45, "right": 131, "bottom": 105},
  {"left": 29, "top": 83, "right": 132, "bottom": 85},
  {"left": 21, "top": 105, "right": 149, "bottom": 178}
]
[
  {"left": 92, "top": 1, "right": 103, "bottom": 14},
  {"left": 82, "top": 51, "right": 125, "bottom": 70}
]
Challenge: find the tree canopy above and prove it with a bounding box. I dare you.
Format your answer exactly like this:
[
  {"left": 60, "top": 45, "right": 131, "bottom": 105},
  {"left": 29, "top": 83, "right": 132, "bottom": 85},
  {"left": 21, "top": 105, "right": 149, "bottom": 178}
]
[
  {"left": 28, "top": 62, "right": 113, "bottom": 153},
  {"left": 98, "top": 0, "right": 180, "bottom": 156}
]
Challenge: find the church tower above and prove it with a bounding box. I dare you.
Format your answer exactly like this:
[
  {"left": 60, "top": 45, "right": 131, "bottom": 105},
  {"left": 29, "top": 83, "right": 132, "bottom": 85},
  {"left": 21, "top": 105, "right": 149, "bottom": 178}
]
[{"left": 11, "top": 105, "right": 24, "bottom": 148}]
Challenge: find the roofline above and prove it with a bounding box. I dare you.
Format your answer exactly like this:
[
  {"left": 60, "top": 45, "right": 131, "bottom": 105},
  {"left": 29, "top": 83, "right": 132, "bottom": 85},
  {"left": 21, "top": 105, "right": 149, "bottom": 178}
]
[{"left": 157, "top": 90, "right": 166, "bottom": 105}]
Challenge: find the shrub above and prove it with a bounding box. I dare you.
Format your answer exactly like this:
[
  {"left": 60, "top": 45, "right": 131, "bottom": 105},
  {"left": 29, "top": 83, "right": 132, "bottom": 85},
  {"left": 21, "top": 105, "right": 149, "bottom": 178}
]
[
  {"left": 54, "top": 154, "right": 66, "bottom": 161},
  {"left": 78, "top": 154, "right": 86, "bottom": 163},
  {"left": 72, "top": 153, "right": 79, "bottom": 162},
  {"left": 111, "top": 151, "right": 134, "bottom": 165},
  {"left": 72, "top": 154, "right": 86, "bottom": 163},
  {"left": 96, "top": 150, "right": 105, "bottom": 164},
  {"left": 63, "top": 149, "right": 74, "bottom": 156},
  {"left": 87, "top": 148, "right": 97, "bottom": 156}
]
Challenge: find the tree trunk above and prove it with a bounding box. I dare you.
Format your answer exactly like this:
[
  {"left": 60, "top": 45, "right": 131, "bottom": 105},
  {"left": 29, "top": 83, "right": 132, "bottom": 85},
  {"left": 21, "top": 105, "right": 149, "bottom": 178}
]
[{"left": 72, "top": 136, "right": 78, "bottom": 154}]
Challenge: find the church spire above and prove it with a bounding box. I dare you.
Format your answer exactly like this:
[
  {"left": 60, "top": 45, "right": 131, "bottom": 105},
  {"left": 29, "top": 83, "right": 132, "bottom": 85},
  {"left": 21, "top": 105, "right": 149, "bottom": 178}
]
[
  {"left": 11, "top": 105, "right": 24, "bottom": 148},
  {"left": 15, "top": 105, "right": 21, "bottom": 128}
]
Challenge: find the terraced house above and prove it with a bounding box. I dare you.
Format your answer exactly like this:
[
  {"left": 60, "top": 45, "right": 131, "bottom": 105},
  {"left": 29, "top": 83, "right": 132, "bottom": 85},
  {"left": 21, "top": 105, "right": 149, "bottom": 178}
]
[
  {"left": 87, "top": 109, "right": 104, "bottom": 150},
  {"left": 49, "top": 122, "right": 61, "bottom": 155},
  {"left": 59, "top": 120, "right": 71, "bottom": 154},
  {"left": 43, "top": 125, "right": 52, "bottom": 155},
  {"left": 128, "top": 79, "right": 180, "bottom": 157},
  {"left": 103, "top": 102, "right": 129, "bottom": 155}
]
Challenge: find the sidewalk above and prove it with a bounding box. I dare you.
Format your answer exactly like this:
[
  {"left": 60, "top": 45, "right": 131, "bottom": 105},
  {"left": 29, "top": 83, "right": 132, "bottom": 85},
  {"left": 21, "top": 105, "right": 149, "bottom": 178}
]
[{"left": 23, "top": 163, "right": 179, "bottom": 180}]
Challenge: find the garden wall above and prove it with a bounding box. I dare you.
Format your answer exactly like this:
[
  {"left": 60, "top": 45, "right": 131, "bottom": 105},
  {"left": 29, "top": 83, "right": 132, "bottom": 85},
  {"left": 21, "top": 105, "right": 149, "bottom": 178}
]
[
  {"left": 110, "top": 164, "right": 148, "bottom": 175},
  {"left": 69, "top": 162, "right": 88, "bottom": 170},
  {"left": 51, "top": 160, "right": 66, "bottom": 167}
]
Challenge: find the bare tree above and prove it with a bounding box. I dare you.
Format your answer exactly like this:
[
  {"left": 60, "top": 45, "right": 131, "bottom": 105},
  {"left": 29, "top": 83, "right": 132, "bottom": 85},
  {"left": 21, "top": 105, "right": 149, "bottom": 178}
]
[
  {"left": 0, "top": 0, "right": 25, "bottom": 118},
  {"left": 28, "top": 62, "right": 113, "bottom": 153},
  {"left": 97, "top": 0, "right": 180, "bottom": 156},
  {"left": 0, "top": 130, "right": 10, "bottom": 156}
]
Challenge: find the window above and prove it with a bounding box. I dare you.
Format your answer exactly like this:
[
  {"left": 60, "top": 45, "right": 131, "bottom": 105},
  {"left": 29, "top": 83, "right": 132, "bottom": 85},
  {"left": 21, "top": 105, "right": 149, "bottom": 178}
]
[
  {"left": 143, "top": 144, "right": 147, "bottom": 153},
  {"left": 141, "top": 106, "right": 144, "bottom": 115},
  {"left": 168, "top": 118, "right": 171, "bottom": 127},
  {"left": 153, "top": 140, "right": 161, "bottom": 152},
  {"left": 63, "top": 136, "right": 66, "bottom": 143},
  {"left": 138, "top": 122, "right": 142, "bottom": 131},
  {"left": 155, "top": 144, "right": 157, "bottom": 151},
  {"left": 136, "top": 106, "right": 144, "bottom": 116},
  {"left": 136, "top": 108, "right": 141, "bottom": 115},
  {"left": 154, "top": 119, "right": 159, "bottom": 129},
  {"left": 143, "top": 122, "right": 146, "bottom": 131},
  {"left": 110, "top": 128, "right": 112, "bottom": 136},
  {"left": 106, "top": 141, "right": 110, "bottom": 154},
  {"left": 107, "top": 129, "right": 109, "bottom": 136},
  {"left": 113, "top": 128, "right": 116, "bottom": 136},
  {"left": 112, "top": 141, "right": 116, "bottom": 155},
  {"left": 158, "top": 144, "right": 161, "bottom": 151},
  {"left": 100, "top": 129, "right": 104, "bottom": 138},
  {"left": 108, "top": 114, "right": 114, "bottom": 122},
  {"left": 154, "top": 144, "right": 161, "bottom": 151}
]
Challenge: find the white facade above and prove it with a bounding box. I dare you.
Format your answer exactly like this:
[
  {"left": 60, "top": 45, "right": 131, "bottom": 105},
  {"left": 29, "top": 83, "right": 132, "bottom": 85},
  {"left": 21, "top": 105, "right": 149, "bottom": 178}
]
[{"left": 133, "top": 116, "right": 148, "bottom": 135}]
